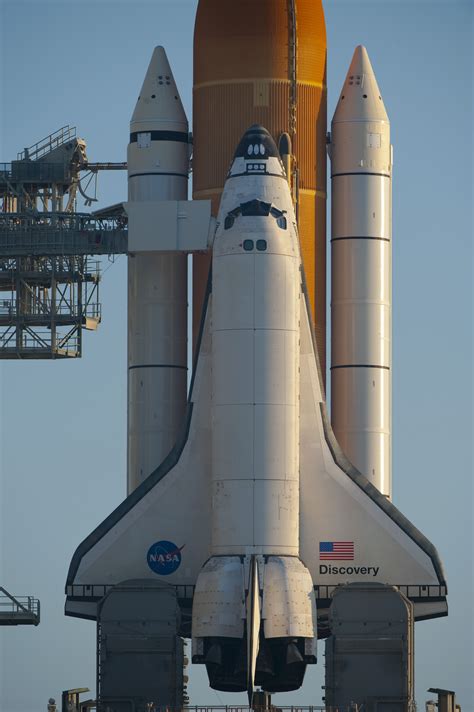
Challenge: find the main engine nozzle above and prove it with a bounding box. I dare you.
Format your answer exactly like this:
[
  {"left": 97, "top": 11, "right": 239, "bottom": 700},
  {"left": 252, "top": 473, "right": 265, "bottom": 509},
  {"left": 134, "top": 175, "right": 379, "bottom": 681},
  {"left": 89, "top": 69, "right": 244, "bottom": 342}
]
[{"left": 192, "top": 556, "right": 317, "bottom": 696}]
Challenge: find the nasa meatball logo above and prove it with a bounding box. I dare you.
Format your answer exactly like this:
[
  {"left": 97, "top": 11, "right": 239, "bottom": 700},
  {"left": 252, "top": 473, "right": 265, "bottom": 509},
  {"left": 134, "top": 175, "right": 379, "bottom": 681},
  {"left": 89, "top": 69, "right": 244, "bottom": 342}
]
[{"left": 147, "top": 540, "right": 183, "bottom": 576}]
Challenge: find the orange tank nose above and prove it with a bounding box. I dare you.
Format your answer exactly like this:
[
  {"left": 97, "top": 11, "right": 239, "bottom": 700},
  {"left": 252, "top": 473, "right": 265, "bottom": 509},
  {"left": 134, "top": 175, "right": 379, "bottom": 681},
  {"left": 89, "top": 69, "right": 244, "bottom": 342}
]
[{"left": 192, "top": 0, "right": 327, "bottom": 383}]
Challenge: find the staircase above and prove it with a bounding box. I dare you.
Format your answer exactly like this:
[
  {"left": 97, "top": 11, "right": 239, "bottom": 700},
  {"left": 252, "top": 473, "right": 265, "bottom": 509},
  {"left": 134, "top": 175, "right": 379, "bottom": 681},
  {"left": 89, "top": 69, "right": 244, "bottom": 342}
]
[{"left": 17, "top": 125, "right": 77, "bottom": 161}]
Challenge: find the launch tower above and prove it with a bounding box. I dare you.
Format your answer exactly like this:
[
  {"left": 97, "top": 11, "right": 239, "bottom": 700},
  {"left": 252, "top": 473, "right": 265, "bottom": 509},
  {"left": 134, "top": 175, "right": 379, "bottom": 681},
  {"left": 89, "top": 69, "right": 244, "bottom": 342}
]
[{"left": 0, "top": 126, "right": 127, "bottom": 358}]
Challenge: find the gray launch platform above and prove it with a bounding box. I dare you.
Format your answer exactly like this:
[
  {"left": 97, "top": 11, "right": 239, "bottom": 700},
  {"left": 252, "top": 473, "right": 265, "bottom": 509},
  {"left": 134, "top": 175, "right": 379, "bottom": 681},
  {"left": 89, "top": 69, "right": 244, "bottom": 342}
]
[
  {"left": 96, "top": 580, "right": 187, "bottom": 712},
  {"left": 324, "top": 584, "right": 414, "bottom": 712}
]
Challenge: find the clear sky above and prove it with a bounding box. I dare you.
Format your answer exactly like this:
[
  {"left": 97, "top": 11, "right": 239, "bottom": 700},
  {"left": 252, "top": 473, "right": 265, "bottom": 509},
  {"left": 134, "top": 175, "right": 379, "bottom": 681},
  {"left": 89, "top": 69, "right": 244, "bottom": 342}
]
[{"left": 0, "top": 1, "right": 472, "bottom": 710}]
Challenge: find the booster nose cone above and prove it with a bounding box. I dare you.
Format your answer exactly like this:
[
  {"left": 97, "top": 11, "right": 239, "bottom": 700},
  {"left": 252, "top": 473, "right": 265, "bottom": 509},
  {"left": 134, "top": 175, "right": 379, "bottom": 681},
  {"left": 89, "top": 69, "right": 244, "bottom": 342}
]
[
  {"left": 131, "top": 46, "right": 187, "bottom": 132},
  {"left": 333, "top": 45, "right": 388, "bottom": 123},
  {"left": 233, "top": 124, "right": 280, "bottom": 160}
]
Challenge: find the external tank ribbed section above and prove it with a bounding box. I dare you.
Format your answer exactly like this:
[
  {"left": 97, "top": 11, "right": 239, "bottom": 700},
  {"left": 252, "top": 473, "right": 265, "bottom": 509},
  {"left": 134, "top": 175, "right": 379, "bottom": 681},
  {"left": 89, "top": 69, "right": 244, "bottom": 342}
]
[{"left": 193, "top": 0, "right": 327, "bottom": 382}]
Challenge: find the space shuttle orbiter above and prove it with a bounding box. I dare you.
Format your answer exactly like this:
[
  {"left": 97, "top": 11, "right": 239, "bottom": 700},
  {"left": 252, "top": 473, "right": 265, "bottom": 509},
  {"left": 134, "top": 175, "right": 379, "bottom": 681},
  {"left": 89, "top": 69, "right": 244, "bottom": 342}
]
[{"left": 65, "top": 49, "right": 447, "bottom": 700}]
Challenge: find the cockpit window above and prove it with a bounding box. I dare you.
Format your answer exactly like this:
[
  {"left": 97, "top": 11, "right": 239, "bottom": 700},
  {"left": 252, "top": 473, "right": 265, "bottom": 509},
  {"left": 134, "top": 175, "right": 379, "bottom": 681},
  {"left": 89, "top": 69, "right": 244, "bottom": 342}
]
[
  {"left": 224, "top": 200, "right": 288, "bottom": 230},
  {"left": 240, "top": 200, "right": 271, "bottom": 216},
  {"left": 247, "top": 143, "right": 266, "bottom": 156},
  {"left": 270, "top": 206, "right": 287, "bottom": 229},
  {"left": 224, "top": 205, "right": 242, "bottom": 230}
]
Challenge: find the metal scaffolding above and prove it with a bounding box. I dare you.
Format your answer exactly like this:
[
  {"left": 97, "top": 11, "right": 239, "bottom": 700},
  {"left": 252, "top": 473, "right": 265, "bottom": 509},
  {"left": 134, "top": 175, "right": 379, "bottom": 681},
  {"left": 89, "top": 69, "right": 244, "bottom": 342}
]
[
  {"left": 0, "top": 212, "right": 127, "bottom": 257},
  {"left": 0, "top": 254, "right": 101, "bottom": 358},
  {"left": 0, "top": 126, "right": 127, "bottom": 358}
]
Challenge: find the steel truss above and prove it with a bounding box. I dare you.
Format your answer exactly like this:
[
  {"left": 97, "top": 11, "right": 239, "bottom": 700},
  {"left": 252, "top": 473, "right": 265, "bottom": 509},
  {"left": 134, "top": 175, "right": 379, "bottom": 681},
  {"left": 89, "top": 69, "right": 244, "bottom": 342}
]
[{"left": 0, "top": 254, "right": 101, "bottom": 358}]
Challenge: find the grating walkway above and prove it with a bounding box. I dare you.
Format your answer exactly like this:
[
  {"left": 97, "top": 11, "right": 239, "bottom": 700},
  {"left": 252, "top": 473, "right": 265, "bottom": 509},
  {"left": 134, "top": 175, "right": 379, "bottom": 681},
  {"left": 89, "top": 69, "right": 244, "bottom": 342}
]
[{"left": 0, "top": 587, "right": 40, "bottom": 625}]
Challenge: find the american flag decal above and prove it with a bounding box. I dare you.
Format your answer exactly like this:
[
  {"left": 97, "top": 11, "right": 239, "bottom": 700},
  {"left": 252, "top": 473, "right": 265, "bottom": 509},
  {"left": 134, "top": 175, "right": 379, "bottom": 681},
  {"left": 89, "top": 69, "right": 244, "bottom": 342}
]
[{"left": 319, "top": 541, "right": 355, "bottom": 561}]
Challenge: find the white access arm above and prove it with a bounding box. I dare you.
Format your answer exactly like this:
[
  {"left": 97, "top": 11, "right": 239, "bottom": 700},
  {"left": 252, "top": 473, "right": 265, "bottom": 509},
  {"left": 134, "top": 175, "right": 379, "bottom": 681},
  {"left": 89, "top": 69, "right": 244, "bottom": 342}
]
[{"left": 125, "top": 199, "right": 214, "bottom": 252}]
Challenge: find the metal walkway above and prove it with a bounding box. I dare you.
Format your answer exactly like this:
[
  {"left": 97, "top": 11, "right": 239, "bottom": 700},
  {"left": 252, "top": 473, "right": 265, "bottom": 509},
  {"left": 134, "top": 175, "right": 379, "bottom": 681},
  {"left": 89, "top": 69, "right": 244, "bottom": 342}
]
[
  {"left": 0, "top": 587, "right": 40, "bottom": 625},
  {"left": 17, "top": 125, "right": 77, "bottom": 161},
  {"left": 0, "top": 212, "right": 127, "bottom": 257}
]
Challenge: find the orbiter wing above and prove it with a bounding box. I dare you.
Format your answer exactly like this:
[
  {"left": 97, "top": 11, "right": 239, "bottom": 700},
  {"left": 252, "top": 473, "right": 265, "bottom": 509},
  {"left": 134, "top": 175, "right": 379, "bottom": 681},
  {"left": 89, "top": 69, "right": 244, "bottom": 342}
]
[
  {"left": 297, "top": 281, "right": 447, "bottom": 626},
  {"left": 65, "top": 289, "right": 214, "bottom": 621}
]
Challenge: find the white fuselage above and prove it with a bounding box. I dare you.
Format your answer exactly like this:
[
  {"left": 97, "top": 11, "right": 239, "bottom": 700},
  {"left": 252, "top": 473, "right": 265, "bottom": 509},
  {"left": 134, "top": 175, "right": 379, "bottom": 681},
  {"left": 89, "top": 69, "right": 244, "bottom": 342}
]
[
  {"left": 192, "top": 143, "right": 316, "bottom": 659},
  {"left": 211, "top": 161, "right": 301, "bottom": 556}
]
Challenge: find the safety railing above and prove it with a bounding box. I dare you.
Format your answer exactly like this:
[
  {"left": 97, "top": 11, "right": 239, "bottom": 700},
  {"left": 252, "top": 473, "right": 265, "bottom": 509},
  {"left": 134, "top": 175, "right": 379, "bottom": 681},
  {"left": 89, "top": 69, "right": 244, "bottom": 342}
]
[
  {"left": 140, "top": 706, "right": 410, "bottom": 712},
  {"left": 0, "top": 212, "right": 127, "bottom": 232},
  {"left": 314, "top": 583, "right": 447, "bottom": 601},
  {"left": 0, "top": 163, "right": 12, "bottom": 180},
  {"left": 110, "top": 707, "right": 328, "bottom": 712},
  {"left": 66, "top": 583, "right": 196, "bottom": 601},
  {"left": 0, "top": 328, "right": 80, "bottom": 351},
  {"left": 17, "top": 125, "right": 77, "bottom": 161},
  {"left": 182, "top": 708, "right": 326, "bottom": 712},
  {"left": 0, "top": 162, "right": 71, "bottom": 183},
  {"left": 67, "top": 583, "right": 446, "bottom": 604},
  {"left": 0, "top": 301, "right": 101, "bottom": 319},
  {"left": 0, "top": 587, "right": 40, "bottom": 625},
  {"left": 0, "top": 213, "right": 128, "bottom": 257}
]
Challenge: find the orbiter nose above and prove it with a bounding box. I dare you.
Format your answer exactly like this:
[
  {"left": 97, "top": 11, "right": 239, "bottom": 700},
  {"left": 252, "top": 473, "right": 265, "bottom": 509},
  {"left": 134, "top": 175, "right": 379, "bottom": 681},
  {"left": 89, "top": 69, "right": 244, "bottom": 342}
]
[{"left": 232, "top": 124, "right": 280, "bottom": 160}]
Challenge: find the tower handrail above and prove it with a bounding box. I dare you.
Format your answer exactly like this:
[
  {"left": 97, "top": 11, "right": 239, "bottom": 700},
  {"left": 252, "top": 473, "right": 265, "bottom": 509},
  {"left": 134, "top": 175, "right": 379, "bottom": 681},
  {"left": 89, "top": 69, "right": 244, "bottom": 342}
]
[
  {"left": 17, "top": 125, "right": 77, "bottom": 161},
  {"left": 0, "top": 586, "right": 40, "bottom": 617}
]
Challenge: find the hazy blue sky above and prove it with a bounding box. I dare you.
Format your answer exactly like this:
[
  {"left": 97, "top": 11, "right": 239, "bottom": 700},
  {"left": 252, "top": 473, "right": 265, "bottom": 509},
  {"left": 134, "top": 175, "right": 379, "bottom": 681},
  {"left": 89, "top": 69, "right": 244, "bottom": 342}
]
[{"left": 0, "top": 1, "right": 472, "bottom": 710}]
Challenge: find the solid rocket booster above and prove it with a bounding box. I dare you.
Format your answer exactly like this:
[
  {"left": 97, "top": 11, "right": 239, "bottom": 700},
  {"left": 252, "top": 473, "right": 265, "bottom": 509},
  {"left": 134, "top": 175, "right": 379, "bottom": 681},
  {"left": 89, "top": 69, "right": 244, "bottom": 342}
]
[
  {"left": 330, "top": 46, "right": 392, "bottom": 498},
  {"left": 127, "top": 48, "right": 189, "bottom": 493},
  {"left": 192, "top": 0, "right": 328, "bottom": 382}
]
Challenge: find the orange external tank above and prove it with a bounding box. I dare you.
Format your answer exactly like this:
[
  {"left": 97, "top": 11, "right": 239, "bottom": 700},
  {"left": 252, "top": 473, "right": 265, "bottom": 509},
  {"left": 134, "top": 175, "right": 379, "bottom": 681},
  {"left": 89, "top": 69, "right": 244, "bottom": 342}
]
[{"left": 193, "top": 0, "right": 327, "bottom": 382}]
